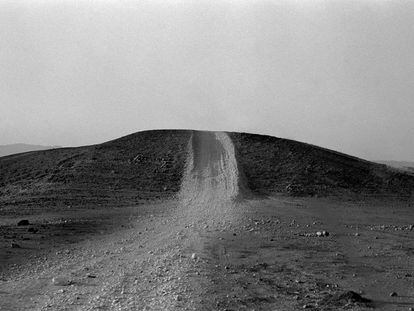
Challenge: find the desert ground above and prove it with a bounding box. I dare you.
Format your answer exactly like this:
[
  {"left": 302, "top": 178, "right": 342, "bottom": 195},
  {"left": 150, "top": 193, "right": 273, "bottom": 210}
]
[{"left": 1, "top": 131, "right": 413, "bottom": 310}]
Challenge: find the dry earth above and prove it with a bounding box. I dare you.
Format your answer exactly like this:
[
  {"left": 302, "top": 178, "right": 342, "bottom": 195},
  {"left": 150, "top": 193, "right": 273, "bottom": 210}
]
[{"left": 1, "top": 131, "right": 413, "bottom": 310}]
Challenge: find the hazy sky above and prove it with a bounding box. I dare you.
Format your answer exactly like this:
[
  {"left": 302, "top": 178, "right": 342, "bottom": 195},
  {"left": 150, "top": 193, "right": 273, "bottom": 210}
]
[{"left": 1, "top": 0, "right": 413, "bottom": 161}]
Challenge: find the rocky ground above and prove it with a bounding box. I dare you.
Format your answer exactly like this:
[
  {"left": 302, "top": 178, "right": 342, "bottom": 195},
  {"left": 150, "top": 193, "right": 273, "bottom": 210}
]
[{"left": 1, "top": 197, "right": 413, "bottom": 310}]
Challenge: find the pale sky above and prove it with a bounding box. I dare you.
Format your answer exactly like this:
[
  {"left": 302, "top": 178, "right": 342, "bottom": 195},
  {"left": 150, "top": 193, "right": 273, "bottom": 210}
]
[{"left": 1, "top": 0, "right": 413, "bottom": 161}]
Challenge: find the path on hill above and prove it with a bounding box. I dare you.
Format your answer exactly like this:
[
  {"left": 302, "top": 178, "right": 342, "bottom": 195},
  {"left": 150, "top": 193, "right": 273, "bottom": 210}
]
[{"left": 180, "top": 131, "right": 239, "bottom": 203}]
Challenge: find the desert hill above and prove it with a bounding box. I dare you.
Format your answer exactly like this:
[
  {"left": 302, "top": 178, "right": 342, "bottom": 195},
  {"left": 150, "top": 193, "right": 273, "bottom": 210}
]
[
  {"left": 1, "top": 130, "right": 413, "bottom": 214},
  {"left": 0, "top": 143, "right": 59, "bottom": 158}
]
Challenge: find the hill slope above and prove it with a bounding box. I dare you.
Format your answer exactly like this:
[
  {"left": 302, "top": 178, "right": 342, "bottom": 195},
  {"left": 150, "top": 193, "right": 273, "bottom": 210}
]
[
  {"left": 1, "top": 130, "right": 413, "bottom": 214},
  {"left": 0, "top": 130, "right": 191, "bottom": 212},
  {"left": 230, "top": 132, "right": 414, "bottom": 198},
  {"left": 0, "top": 144, "right": 59, "bottom": 157}
]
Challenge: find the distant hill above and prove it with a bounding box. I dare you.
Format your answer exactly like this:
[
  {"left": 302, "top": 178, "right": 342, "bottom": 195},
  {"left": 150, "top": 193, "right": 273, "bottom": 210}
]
[
  {"left": 377, "top": 161, "right": 414, "bottom": 173},
  {"left": 0, "top": 144, "right": 59, "bottom": 158}
]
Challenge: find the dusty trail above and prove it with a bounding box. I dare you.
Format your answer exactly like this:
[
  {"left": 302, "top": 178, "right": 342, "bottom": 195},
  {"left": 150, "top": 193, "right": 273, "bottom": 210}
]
[
  {"left": 0, "top": 131, "right": 245, "bottom": 310},
  {"left": 180, "top": 131, "right": 240, "bottom": 204}
]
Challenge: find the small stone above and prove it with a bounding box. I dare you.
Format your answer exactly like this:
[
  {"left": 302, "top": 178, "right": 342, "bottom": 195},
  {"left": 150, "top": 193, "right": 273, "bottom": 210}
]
[
  {"left": 390, "top": 292, "right": 398, "bottom": 297},
  {"left": 17, "top": 220, "right": 30, "bottom": 226},
  {"left": 355, "top": 233, "right": 360, "bottom": 237},
  {"left": 316, "top": 231, "right": 323, "bottom": 237},
  {"left": 191, "top": 253, "right": 197, "bottom": 260}
]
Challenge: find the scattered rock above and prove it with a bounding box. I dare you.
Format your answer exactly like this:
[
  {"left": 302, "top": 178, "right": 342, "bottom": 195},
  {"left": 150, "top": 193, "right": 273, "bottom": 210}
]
[
  {"left": 17, "top": 220, "right": 30, "bottom": 226},
  {"left": 316, "top": 231, "right": 329, "bottom": 237}
]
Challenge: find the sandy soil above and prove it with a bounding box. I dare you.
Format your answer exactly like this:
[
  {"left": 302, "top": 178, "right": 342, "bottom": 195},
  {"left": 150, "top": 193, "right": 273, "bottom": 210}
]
[{"left": 1, "top": 131, "right": 413, "bottom": 310}]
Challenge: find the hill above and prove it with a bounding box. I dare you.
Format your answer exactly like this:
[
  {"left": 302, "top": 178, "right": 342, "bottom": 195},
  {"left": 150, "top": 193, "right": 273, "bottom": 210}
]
[
  {"left": 1, "top": 130, "right": 413, "bottom": 214},
  {"left": 0, "top": 130, "right": 191, "bottom": 213},
  {"left": 0, "top": 143, "right": 59, "bottom": 157},
  {"left": 230, "top": 132, "right": 414, "bottom": 198}
]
